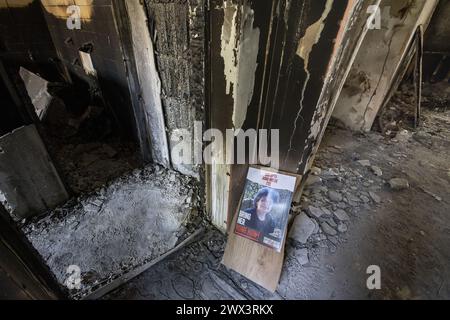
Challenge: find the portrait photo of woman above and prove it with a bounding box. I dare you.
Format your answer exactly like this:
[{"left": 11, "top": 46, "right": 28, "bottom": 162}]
[
  {"left": 234, "top": 167, "right": 297, "bottom": 251},
  {"left": 244, "top": 188, "right": 280, "bottom": 239}
]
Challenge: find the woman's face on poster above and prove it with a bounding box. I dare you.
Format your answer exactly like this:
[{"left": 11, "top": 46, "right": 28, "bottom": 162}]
[{"left": 257, "top": 195, "right": 273, "bottom": 215}]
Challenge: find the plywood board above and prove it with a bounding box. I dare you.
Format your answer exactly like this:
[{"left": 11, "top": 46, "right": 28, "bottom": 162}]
[
  {"left": 222, "top": 166, "right": 301, "bottom": 292},
  {"left": 222, "top": 211, "right": 285, "bottom": 292}
]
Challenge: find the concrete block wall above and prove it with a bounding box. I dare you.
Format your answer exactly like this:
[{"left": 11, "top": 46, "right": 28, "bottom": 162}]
[{"left": 144, "top": 0, "right": 206, "bottom": 178}]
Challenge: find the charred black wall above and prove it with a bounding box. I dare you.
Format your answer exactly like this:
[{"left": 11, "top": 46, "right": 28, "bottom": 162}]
[
  {"left": 41, "top": 0, "right": 136, "bottom": 139},
  {"left": 0, "top": 67, "right": 24, "bottom": 136},
  {"left": 425, "top": 0, "right": 450, "bottom": 54},
  {"left": 0, "top": 0, "right": 58, "bottom": 80},
  {"left": 424, "top": 0, "right": 450, "bottom": 82},
  {"left": 207, "top": 0, "right": 372, "bottom": 228}
]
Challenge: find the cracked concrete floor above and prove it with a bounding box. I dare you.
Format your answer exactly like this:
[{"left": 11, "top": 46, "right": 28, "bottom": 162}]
[{"left": 105, "top": 107, "right": 450, "bottom": 300}]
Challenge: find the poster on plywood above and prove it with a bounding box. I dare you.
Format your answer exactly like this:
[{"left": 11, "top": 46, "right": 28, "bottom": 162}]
[
  {"left": 234, "top": 167, "right": 296, "bottom": 253},
  {"left": 222, "top": 166, "right": 300, "bottom": 292}
]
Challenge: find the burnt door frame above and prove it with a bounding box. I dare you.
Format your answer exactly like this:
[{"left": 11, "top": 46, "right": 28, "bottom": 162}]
[{"left": 0, "top": 206, "right": 65, "bottom": 300}]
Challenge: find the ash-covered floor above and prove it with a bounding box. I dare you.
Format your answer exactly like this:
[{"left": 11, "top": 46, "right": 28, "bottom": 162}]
[
  {"left": 105, "top": 84, "right": 450, "bottom": 300},
  {"left": 22, "top": 165, "right": 200, "bottom": 300}
]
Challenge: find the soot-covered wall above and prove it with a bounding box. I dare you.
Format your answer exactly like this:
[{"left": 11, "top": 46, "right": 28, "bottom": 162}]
[
  {"left": 0, "top": 0, "right": 58, "bottom": 80},
  {"left": 144, "top": 0, "right": 206, "bottom": 178},
  {"left": 40, "top": 0, "right": 136, "bottom": 140}
]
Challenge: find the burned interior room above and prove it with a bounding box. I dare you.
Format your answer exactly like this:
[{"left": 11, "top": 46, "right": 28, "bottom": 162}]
[{"left": 0, "top": 0, "right": 449, "bottom": 302}]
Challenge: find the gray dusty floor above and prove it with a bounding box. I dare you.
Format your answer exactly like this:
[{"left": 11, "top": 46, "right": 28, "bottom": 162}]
[
  {"left": 106, "top": 106, "right": 450, "bottom": 300},
  {"left": 22, "top": 165, "right": 199, "bottom": 300}
]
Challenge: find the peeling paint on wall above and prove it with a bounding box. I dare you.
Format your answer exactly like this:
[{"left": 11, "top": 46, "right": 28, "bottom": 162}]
[
  {"left": 210, "top": 163, "right": 230, "bottom": 231},
  {"left": 209, "top": 0, "right": 367, "bottom": 230},
  {"left": 296, "top": 0, "right": 334, "bottom": 63},
  {"left": 220, "top": 0, "right": 260, "bottom": 130},
  {"left": 288, "top": 0, "right": 334, "bottom": 155},
  {"left": 233, "top": 6, "right": 260, "bottom": 130},
  {"left": 299, "top": 0, "right": 363, "bottom": 173},
  {"left": 220, "top": 1, "right": 238, "bottom": 96}
]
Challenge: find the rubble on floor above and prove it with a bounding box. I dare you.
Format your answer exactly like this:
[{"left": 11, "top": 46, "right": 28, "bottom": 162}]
[
  {"left": 422, "top": 81, "right": 450, "bottom": 111},
  {"left": 40, "top": 97, "right": 138, "bottom": 195},
  {"left": 376, "top": 83, "right": 418, "bottom": 136},
  {"left": 105, "top": 230, "right": 283, "bottom": 300},
  {"left": 22, "top": 164, "right": 201, "bottom": 300},
  {"left": 287, "top": 103, "right": 449, "bottom": 271},
  {"left": 288, "top": 140, "right": 386, "bottom": 255},
  {"left": 29, "top": 73, "right": 139, "bottom": 195},
  {"left": 50, "top": 141, "right": 138, "bottom": 194},
  {"left": 105, "top": 84, "right": 450, "bottom": 300}
]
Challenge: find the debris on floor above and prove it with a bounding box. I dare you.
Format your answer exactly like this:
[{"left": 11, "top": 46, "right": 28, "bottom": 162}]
[
  {"left": 105, "top": 229, "right": 282, "bottom": 300},
  {"left": 22, "top": 164, "right": 201, "bottom": 300},
  {"left": 105, "top": 85, "right": 450, "bottom": 300},
  {"left": 26, "top": 73, "right": 139, "bottom": 196},
  {"left": 50, "top": 141, "right": 138, "bottom": 194},
  {"left": 422, "top": 81, "right": 450, "bottom": 111}
]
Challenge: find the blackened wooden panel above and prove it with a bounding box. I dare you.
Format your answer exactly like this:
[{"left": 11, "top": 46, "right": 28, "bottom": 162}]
[
  {"left": 0, "top": 125, "right": 69, "bottom": 220},
  {"left": 261, "top": 0, "right": 350, "bottom": 173},
  {"left": 208, "top": 0, "right": 373, "bottom": 230}
]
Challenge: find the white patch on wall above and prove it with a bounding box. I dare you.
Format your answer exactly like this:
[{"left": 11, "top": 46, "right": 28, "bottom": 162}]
[
  {"left": 79, "top": 51, "right": 97, "bottom": 77},
  {"left": 296, "top": 0, "right": 334, "bottom": 63},
  {"left": 220, "top": 1, "right": 260, "bottom": 130}
]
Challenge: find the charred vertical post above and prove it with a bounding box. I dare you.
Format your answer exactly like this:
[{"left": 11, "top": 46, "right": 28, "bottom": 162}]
[{"left": 208, "top": 0, "right": 377, "bottom": 231}]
